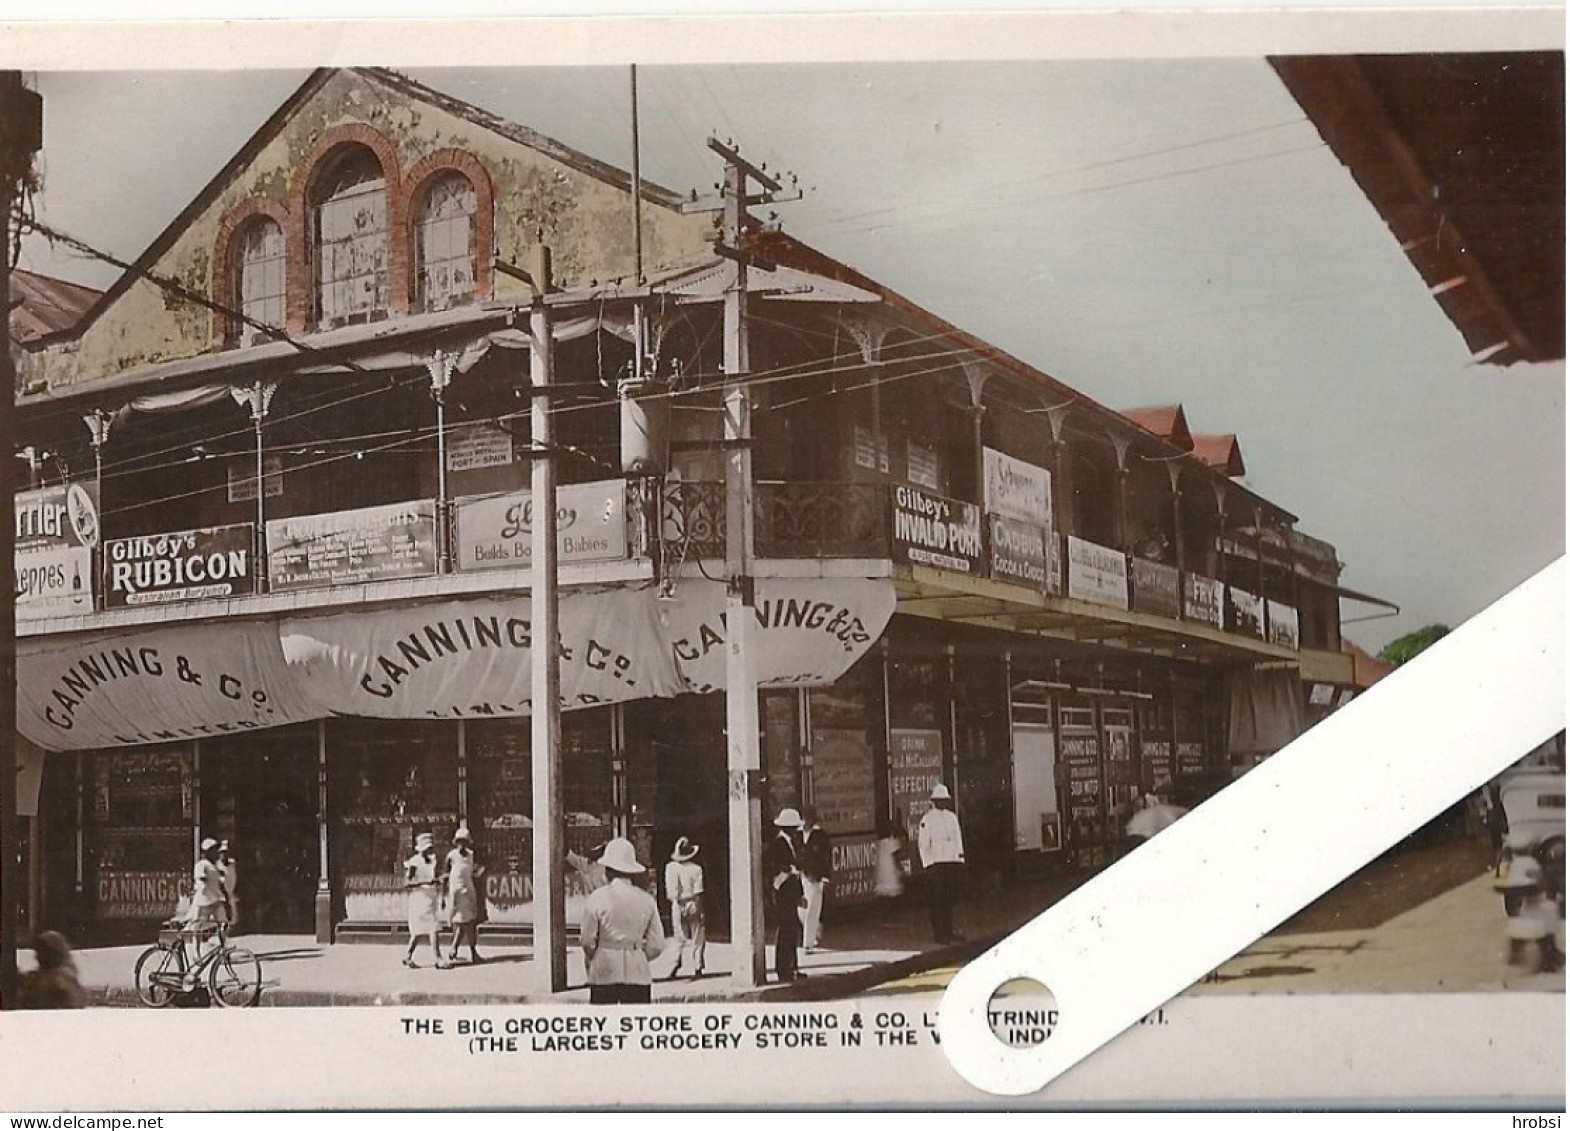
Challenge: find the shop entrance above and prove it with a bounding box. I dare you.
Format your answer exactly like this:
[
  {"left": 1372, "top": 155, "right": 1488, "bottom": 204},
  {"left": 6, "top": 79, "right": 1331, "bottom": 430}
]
[
  {"left": 207, "top": 728, "right": 318, "bottom": 935},
  {"left": 649, "top": 694, "right": 729, "bottom": 936}
]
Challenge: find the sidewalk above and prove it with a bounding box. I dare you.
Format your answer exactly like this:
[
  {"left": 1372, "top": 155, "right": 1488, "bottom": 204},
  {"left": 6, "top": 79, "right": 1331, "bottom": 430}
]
[
  {"left": 60, "top": 870, "right": 1089, "bottom": 1008},
  {"left": 1191, "top": 871, "right": 1567, "bottom": 996}
]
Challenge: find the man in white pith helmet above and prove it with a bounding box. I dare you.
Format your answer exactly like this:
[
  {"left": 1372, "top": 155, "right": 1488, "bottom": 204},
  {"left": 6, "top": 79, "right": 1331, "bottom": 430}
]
[{"left": 917, "top": 783, "right": 966, "bottom": 944}]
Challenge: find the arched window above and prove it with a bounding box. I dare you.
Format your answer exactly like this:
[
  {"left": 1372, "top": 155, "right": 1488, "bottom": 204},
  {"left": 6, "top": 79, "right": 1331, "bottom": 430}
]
[
  {"left": 415, "top": 173, "right": 478, "bottom": 312},
  {"left": 313, "top": 146, "right": 389, "bottom": 326},
  {"left": 235, "top": 217, "right": 285, "bottom": 346}
]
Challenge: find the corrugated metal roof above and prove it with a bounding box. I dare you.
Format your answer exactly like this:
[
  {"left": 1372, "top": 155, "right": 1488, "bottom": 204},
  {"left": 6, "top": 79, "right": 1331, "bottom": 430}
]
[{"left": 9, "top": 269, "right": 102, "bottom": 344}]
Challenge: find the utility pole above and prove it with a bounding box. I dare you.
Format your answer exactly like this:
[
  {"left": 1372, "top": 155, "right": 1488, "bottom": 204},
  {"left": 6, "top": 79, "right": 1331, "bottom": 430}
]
[
  {"left": 526, "top": 243, "right": 567, "bottom": 992},
  {"left": 0, "top": 72, "right": 42, "bottom": 1010},
  {"left": 684, "top": 137, "right": 799, "bottom": 987}
]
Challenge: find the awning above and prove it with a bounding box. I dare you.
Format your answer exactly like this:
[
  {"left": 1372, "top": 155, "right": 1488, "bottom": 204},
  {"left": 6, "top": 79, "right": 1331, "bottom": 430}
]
[{"left": 17, "top": 577, "right": 897, "bottom": 751}]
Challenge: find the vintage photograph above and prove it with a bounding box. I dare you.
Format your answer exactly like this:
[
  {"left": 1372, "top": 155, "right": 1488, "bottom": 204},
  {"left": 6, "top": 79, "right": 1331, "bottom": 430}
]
[{"left": 0, "top": 13, "right": 1563, "bottom": 1110}]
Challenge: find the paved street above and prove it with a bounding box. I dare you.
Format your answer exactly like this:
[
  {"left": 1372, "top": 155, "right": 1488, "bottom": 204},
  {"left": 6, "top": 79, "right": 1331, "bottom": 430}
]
[{"left": 42, "top": 840, "right": 1564, "bottom": 1007}]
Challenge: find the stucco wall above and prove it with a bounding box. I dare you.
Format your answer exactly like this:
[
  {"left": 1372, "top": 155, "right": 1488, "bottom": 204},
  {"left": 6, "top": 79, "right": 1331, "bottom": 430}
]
[{"left": 21, "top": 70, "right": 713, "bottom": 395}]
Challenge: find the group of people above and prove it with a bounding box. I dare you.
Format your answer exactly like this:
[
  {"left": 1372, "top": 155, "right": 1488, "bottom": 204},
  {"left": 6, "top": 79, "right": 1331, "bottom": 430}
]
[
  {"left": 403, "top": 823, "right": 486, "bottom": 970},
  {"left": 764, "top": 807, "right": 834, "bottom": 983}
]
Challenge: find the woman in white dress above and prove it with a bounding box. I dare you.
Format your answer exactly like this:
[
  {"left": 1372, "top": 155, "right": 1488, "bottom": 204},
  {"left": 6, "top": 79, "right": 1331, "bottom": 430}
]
[
  {"left": 444, "top": 823, "right": 485, "bottom": 965},
  {"left": 403, "top": 832, "right": 449, "bottom": 969}
]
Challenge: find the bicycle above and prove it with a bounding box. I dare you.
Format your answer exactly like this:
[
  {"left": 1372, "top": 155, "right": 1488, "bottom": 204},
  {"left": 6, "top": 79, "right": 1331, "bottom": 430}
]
[{"left": 134, "top": 918, "right": 264, "bottom": 1008}]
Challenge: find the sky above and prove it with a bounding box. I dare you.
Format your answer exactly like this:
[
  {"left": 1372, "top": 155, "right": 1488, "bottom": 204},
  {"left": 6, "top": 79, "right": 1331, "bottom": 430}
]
[{"left": 14, "top": 46, "right": 1565, "bottom": 655}]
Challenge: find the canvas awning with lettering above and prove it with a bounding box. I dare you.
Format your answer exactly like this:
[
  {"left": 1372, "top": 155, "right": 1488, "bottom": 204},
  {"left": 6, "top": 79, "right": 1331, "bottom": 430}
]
[{"left": 17, "top": 578, "right": 896, "bottom": 750}]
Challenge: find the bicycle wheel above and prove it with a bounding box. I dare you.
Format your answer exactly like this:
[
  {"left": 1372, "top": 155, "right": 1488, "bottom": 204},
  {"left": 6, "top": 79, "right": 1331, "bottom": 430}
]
[
  {"left": 208, "top": 946, "right": 263, "bottom": 1008},
  {"left": 134, "top": 944, "right": 185, "bottom": 1008}
]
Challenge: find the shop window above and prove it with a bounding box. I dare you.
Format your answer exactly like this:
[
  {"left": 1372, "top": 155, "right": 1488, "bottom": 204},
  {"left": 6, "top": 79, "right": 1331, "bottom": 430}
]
[
  {"left": 415, "top": 173, "right": 478, "bottom": 312},
  {"left": 91, "top": 746, "right": 194, "bottom": 923},
  {"left": 312, "top": 146, "right": 390, "bottom": 327},
  {"left": 235, "top": 217, "right": 286, "bottom": 345}
]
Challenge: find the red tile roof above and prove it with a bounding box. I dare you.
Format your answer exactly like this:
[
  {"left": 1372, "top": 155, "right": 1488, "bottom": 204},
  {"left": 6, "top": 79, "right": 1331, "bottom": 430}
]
[
  {"left": 1191, "top": 433, "right": 1246, "bottom": 477},
  {"left": 1343, "top": 639, "right": 1395, "bottom": 689},
  {"left": 10, "top": 269, "right": 102, "bottom": 345},
  {"left": 1121, "top": 404, "right": 1194, "bottom": 451}
]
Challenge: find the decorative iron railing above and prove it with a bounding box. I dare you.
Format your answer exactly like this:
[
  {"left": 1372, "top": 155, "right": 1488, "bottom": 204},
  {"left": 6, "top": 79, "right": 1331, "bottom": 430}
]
[{"left": 756, "top": 481, "right": 889, "bottom": 559}]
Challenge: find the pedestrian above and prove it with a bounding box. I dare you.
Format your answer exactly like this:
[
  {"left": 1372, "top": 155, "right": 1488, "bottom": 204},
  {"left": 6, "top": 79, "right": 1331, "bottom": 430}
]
[
  {"left": 1495, "top": 831, "right": 1539, "bottom": 918},
  {"left": 664, "top": 836, "right": 706, "bottom": 979},
  {"left": 874, "top": 819, "right": 907, "bottom": 900},
  {"left": 917, "top": 783, "right": 967, "bottom": 944},
  {"left": 217, "top": 839, "right": 239, "bottom": 933},
  {"left": 1498, "top": 835, "right": 1565, "bottom": 974},
  {"left": 444, "top": 822, "right": 485, "bottom": 966},
  {"left": 403, "top": 832, "right": 450, "bottom": 969},
  {"left": 186, "top": 837, "right": 231, "bottom": 958},
  {"left": 17, "top": 931, "right": 87, "bottom": 1010},
  {"left": 766, "top": 808, "right": 807, "bottom": 982},
  {"left": 580, "top": 837, "right": 667, "bottom": 1004},
  {"left": 800, "top": 808, "right": 833, "bottom": 952}
]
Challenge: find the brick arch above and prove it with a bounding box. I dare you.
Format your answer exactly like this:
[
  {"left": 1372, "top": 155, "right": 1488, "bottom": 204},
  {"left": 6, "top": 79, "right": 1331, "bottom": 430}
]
[
  {"left": 212, "top": 198, "right": 291, "bottom": 346},
  {"left": 288, "top": 123, "right": 409, "bottom": 328},
  {"left": 404, "top": 148, "right": 497, "bottom": 307}
]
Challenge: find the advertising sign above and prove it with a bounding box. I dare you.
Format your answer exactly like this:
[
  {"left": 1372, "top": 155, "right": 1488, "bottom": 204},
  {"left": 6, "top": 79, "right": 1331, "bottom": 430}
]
[
  {"left": 1066, "top": 536, "right": 1129, "bottom": 608},
  {"left": 446, "top": 423, "right": 515, "bottom": 473},
  {"left": 1183, "top": 573, "right": 1224, "bottom": 627},
  {"left": 454, "top": 480, "right": 627, "bottom": 573},
  {"left": 105, "top": 524, "right": 256, "bottom": 607},
  {"left": 890, "top": 485, "right": 983, "bottom": 575},
  {"left": 267, "top": 500, "right": 438, "bottom": 592},
  {"left": 988, "top": 515, "right": 1048, "bottom": 589},
  {"left": 982, "top": 448, "right": 1051, "bottom": 524},
  {"left": 1268, "top": 600, "right": 1300, "bottom": 649},
  {"left": 810, "top": 728, "right": 878, "bottom": 836},
  {"left": 97, "top": 871, "right": 190, "bottom": 920},
  {"left": 826, "top": 834, "right": 880, "bottom": 907},
  {"left": 889, "top": 727, "right": 945, "bottom": 838},
  {"left": 227, "top": 455, "right": 284, "bottom": 503},
  {"left": 1130, "top": 557, "right": 1181, "bottom": 618},
  {"left": 1228, "top": 585, "right": 1266, "bottom": 639},
  {"left": 16, "top": 482, "right": 99, "bottom": 621}
]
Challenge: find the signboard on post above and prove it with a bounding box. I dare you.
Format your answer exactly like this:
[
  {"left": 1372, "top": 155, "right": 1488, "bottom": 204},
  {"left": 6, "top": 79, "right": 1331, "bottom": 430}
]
[
  {"left": 267, "top": 501, "right": 438, "bottom": 592},
  {"left": 446, "top": 423, "right": 515, "bottom": 474},
  {"left": 105, "top": 524, "right": 256, "bottom": 607},
  {"left": 454, "top": 480, "right": 627, "bottom": 572},
  {"left": 890, "top": 485, "right": 983, "bottom": 575}
]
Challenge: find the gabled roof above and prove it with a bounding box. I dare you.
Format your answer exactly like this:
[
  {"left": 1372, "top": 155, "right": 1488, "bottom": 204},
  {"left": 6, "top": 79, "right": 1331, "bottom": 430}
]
[
  {"left": 1121, "top": 404, "right": 1194, "bottom": 451},
  {"left": 1191, "top": 433, "right": 1246, "bottom": 477},
  {"left": 9, "top": 269, "right": 102, "bottom": 345},
  {"left": 25, "top": 67, "right": 689, "bottom": 352}
]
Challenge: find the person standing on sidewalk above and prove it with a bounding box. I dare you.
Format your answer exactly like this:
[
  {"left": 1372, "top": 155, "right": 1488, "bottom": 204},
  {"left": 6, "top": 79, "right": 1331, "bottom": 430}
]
[
  {"left": 766, "top": 809, "right": 807, "bottom": 982},
  {"left": 800, "top": 809, "right": 833, "bottom": 952},
  {"left": 444, "top": 822, "right": 485, "bottom": 966},
  {"left": 403, "top": 832, "right": 450, "bottom": 970},
  {"left": 581, "top": 838, "right": 667, "bottom": 1004},
  {"left": 217, "top": 840, "right": 239, "bottom": 933},
  {"left": 917, "top": 783, "right": 967, "bottom": 944},
  {"left": 664, "top": 836, "right": 706, "bottom": 979}
]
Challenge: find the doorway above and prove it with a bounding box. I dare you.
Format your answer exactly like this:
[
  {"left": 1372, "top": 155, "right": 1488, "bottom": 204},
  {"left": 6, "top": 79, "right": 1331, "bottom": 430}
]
[{"left": 207, "top": 728, "right": 318, "bottom": 935}]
